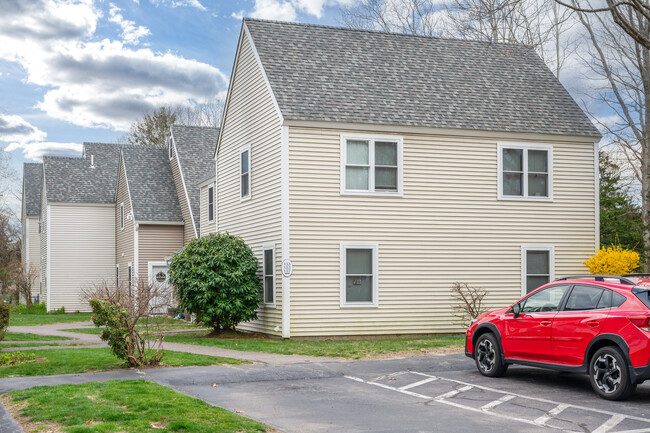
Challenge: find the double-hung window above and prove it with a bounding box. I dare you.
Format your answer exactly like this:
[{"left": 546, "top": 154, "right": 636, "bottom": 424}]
[
  {"left": 340, "top": 243, "right": 379, "bottom": 307},
  {"left": 262, "top": 244, "right": 275, "bottom": 305},
  {"left": 342, "top": 136, "right": 402, "bottom": 195},
  {"left": 240, "top": 146, "right": 251, "bottom": 199},
  {"left": 499, "top": 143, "right": 552, "bottom": 200},
  {"left": 127, "top": 263, "right": 132, "bottom": 296},
  {"left": 208, "top": 185, "right": 214, "bottom": 222},
  {"left": 521, "top": 245, "right": 554, "bottom": 294}
]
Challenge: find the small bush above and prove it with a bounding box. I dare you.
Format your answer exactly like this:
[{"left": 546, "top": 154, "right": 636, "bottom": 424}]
[
  {"left": 10, "top": 303, "right": 47, "bottom": 315},
  {"left": 0, "top": 302, "right": 9, "bottom": 342},
  {"left": 168, "top": 232, "right": 262, "bottom": 333},
  {"left": 0, "top": 351, "right": 37, "bottom": 366},
  {"left": 584, "top": 245, "right": 639, "bottom": 276},
  {"left": 451, "top": 282, "right": 488, "bottom": 327}
]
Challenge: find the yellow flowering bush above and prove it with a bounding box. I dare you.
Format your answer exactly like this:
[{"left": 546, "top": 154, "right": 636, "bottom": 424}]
[{"left": 583, "top": 245, "right": 639, "bottom": 276}]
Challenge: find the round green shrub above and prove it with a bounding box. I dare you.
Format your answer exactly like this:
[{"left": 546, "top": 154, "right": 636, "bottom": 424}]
[
  {"left": 168, "top": 232, "right": 262, "bottom": 333},
  {"left": 0, "top": 301, "right": 9, "bottom": 342}
]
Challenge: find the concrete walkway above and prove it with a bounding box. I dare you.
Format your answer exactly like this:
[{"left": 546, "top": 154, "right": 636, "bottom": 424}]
[{"left": 6, "top": 322, "right": 341, "bottom": 365}]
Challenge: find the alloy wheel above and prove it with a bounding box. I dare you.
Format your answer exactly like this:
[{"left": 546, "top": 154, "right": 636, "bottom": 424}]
[
  {"left": 593, "top": 353, "right": 622, "bottom": 394},
  {"left": 476, "top": 338, "right": 496, "bottom": 372}
]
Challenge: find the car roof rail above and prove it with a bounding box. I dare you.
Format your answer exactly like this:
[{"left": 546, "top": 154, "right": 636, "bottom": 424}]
[
  {"left": 623, "top": 273, "right": 650, "bottom": 277},
  {"left": 555, "top": 275, "right": 636, "bottom": 285}
]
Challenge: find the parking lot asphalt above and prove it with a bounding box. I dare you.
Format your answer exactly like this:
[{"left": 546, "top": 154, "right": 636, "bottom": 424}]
[{"left": 2, "top": 354, "right": 650, "bottom": 433}]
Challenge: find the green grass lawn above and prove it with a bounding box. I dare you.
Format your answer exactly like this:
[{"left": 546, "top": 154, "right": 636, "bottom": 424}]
[
  {"left": 4, "top": 332, "right": 70, "bottom": 341},
  {"left": 0, "top": 348, "right": 247, "bottom": 377},
  {"left": 4, "top": 380, "right": 270, "bottom": 433},
  {"left": 9, "top": 312, "right": 93, "bottom": 326},
  {"left": 0, "top": 342, "right": 63, "bottom": 348},
  {"left": 163, "top": 331, "right": 464, "bottom": 359}
]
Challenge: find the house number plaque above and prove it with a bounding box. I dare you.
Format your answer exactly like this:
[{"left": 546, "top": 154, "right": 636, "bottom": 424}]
[{"left": 281, "top": 259, "right": 293, "bottom": 278}]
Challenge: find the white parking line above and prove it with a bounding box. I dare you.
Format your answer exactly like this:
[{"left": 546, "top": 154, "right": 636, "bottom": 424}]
[
  {"left": 534, "top": 403, "right": 570, "bottom": 426},
  {"left": 480, "top": 394, "right": 515, "bottom": 411},
  {"left": 345, "top": 371, "right": 650, "bottom": 433},
  {"left": 399, "top": 376, "right": 438, "bottom": 391}
]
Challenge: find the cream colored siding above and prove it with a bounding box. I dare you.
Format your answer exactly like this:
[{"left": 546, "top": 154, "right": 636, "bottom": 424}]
[
  {"left": 115, "top": 163, "right": 134, "bottom": 287},
  {"left": 26, "top": 217, "right": 41, "bottom": 296},
  {"left": 169, "top": 143, "right": 195, "bottom": 244},
  {"left": 200, "top": 182, "right": 216, "bottom": 236},
  {"left": 288, "top": 125, "right": 597, "bottom": 337},
  {"left": 217, "top": 32, "right": 282, "bottom": 335},
  {"left": 39, "top": 179, "right": 47, "bottom": 301},
  {"left": 138, "top": 224, "right": 183, "bottom": 283},
  {"left": 48, "top": 204, "right": 116, "bottom": 312}
]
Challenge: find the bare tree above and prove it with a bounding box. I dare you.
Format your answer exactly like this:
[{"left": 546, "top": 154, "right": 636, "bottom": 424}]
[
  {"left": 573, "top": 2, "right": 650, "bottom": 269},
  {"left": 451, "top": 282, "right": 489, "bottom": 327},
  {"left": 554, "top": 0, "right": 650, "bottom": 49},
  {"left": 84, "top": 279, "right": 174, "bottom": 367},
  {"left": 13, "top": 262, "right": 38, "bottom": 307},
  {"left": 123, "top": 99, "right": 225, "bottom": 147},
  {"left": 342, "top": 0, "right": 443, "bottom": 36}
]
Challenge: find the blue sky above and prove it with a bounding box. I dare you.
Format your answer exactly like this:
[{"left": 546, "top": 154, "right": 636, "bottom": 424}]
[{"left": 0, "top": 0, "right": 348, "bottom": 181}]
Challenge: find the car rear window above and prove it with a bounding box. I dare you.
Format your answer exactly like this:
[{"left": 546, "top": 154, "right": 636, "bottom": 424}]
[{"left": 632, "top": 287, "right": 650, "bottom": 309}]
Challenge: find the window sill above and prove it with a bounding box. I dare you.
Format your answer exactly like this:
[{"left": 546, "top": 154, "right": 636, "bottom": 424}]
[
  {"left": 498, "top": 195, "right": 552, "bottom": 202},
  {"left": 262, "top": 302, "right": 276, "bottom": 308},
  {"left": 341, "top": 191, "right": 403, "bottom": 198},
  {"left": 240, "top": 195, "right": 252, "bottom": 202},
  {"left": 340, "top": 303, "right": 379, "bottom": 308}
]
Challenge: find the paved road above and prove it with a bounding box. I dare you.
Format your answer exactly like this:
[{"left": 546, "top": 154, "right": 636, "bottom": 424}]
[{"left": 3, "top": 354, "right": 650, "bottom": 433}]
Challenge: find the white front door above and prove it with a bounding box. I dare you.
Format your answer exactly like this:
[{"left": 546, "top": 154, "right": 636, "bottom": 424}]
[{"left": 149, "top": 263, "right": 171, "bottom": 314}]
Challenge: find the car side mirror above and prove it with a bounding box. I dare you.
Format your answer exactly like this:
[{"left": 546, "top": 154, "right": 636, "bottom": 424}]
[{"left": 512, "top": 302, "right": 521, "bottom": 318}]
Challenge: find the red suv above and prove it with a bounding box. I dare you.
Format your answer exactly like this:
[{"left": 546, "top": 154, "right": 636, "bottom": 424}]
[{"left": 466, "top": 275, "right": 650, "bottom": 400}]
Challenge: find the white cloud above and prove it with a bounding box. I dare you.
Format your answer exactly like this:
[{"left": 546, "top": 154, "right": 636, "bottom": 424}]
[
  {"left": 0, "top": 0, "right": 228, "bottom": 132},
  {"left": 238, "top": 0, "right": 358, "bottom": 21},
  {"left": 0, "top": 114, "right": 81, "bottom": 161},
  {"left": 0, "top": 115, "right": 46, "bottom": 145},
  {"left": 150, "top": 0, "right": 206, "bottom": 10},
  {"left": 108, "top": 3, "right": 151, "bottom": 45}
]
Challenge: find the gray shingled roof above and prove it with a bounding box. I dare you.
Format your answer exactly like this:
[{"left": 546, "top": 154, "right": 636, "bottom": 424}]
[
  {"left": 43, "top": 143, "right": 120, "bottom": 204},
  {"left": 244, "top": 19, "right": 600, "bottom": 137},
  {"left": 22, "top": 163, "right": 42, "bottom": 217},
  {"left": 121, "top": 145, "right": 183, "bottom": 223},
  {"left": 170, "top": 125, "right": 219, "bottom": 233}
]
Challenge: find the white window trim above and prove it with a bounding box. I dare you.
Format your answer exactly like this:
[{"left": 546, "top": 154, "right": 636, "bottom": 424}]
[
  {"left": 120, "top": 202, "right": 125, "bottom": 230},
  {"left": 127, "top": 262, "right": 133, "bottom": 290},
  {"left": 208, "top": 185, "right": 215, "bottom": 223},
  {"left": 148, "top": 261, "right": 168, "bottom": 285},
  {"left": 340, "top": 242, "right": 379, "bottom": 308},
  {"left": 497, "top": 142, "right": 553, "bottom": 201},
  {"left": 340, "top": 134, "right": 403, "bottom": 197},
  {"left": 240, "top": 144, "right": 251, "bottom": 201},
  {"left": 262, "top": 243, "right": 276, "bottom": 307},
  {"left": 520, "top": 245, "right": 555, "bottom": 296},
  {"left": 115, "top": 264, "right": 120, "bottom": 287}
]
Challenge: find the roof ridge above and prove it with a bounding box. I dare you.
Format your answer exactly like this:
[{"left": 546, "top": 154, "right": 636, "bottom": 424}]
[
  {"left": 172, "top": 124, "right": 220, "bottom": 130},
  {"left": 243, "top": 18, "right": 529, "bottom": 49}
]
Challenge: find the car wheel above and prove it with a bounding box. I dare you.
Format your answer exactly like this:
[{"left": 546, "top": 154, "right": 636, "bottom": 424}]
[
  {"left": 474, "top": 333, "right": 508, "bottom": 377},
  {"left": 589, "top": 346, "right": 635, "bottom": 400}
]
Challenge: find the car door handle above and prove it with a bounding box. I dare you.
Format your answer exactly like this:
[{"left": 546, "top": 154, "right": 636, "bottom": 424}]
[
  {"left": 541, "top": 321, "right": 552, "bottom": 326},
  {"left": 586, "top": 320, "right": 600, "bottom": 327}
]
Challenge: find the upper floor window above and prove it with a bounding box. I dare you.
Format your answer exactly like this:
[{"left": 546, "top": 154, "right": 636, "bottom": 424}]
[
  {"left": 208, "top": 185, "right": 214, "bottom": 222},
  {"left": 341, "top": 135, "right": 403, "bottom": 195},
  {"left": 240, "top": 146, "right": 251, "bottom": 199},
  {"left": 498, "top": 143, "right": 552, "bottom": 200},
  {"left": 120, "top": 203, "right": 125, "bottom": 230}
]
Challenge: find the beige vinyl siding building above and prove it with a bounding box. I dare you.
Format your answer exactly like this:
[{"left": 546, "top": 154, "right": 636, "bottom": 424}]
[
  {"left": 39, "top": 175, "right": 47, "bottom": 301},
  {"left": 115, "top": 160, "right": 135, "bottom": 288},
  {"left": 287, "top": 125, "right": 597, "bottom": 336},
  {"left": 211, "top": 19, "right": 602, "bottom": 338},
  {"left": 216, "top": 27, "right": 283, "bottom": 336},
  {"left": 48, "top": 204, "right": 116, "bottom": 312},
  {"left": 169, "top": 138, "right": 196, "bottom": 244},
  {"left": 22, "top": 162, "right": 43, "bottom": 301},
  {"left": 138, "top": 225, "right": 183, "bottom": 284}
]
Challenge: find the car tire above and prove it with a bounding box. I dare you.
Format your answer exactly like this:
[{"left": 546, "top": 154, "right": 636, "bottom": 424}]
[
  {"left": 589, "top": 346, "right": 635, "bottom": 401},
  {"left": 474, "top": 333, "right": 508, "bottom": 377}
]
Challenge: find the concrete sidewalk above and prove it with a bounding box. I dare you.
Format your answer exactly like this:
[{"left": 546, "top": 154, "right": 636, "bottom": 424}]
[{"left": 6, "top": 322, "right": 341, "bottom": 365}]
